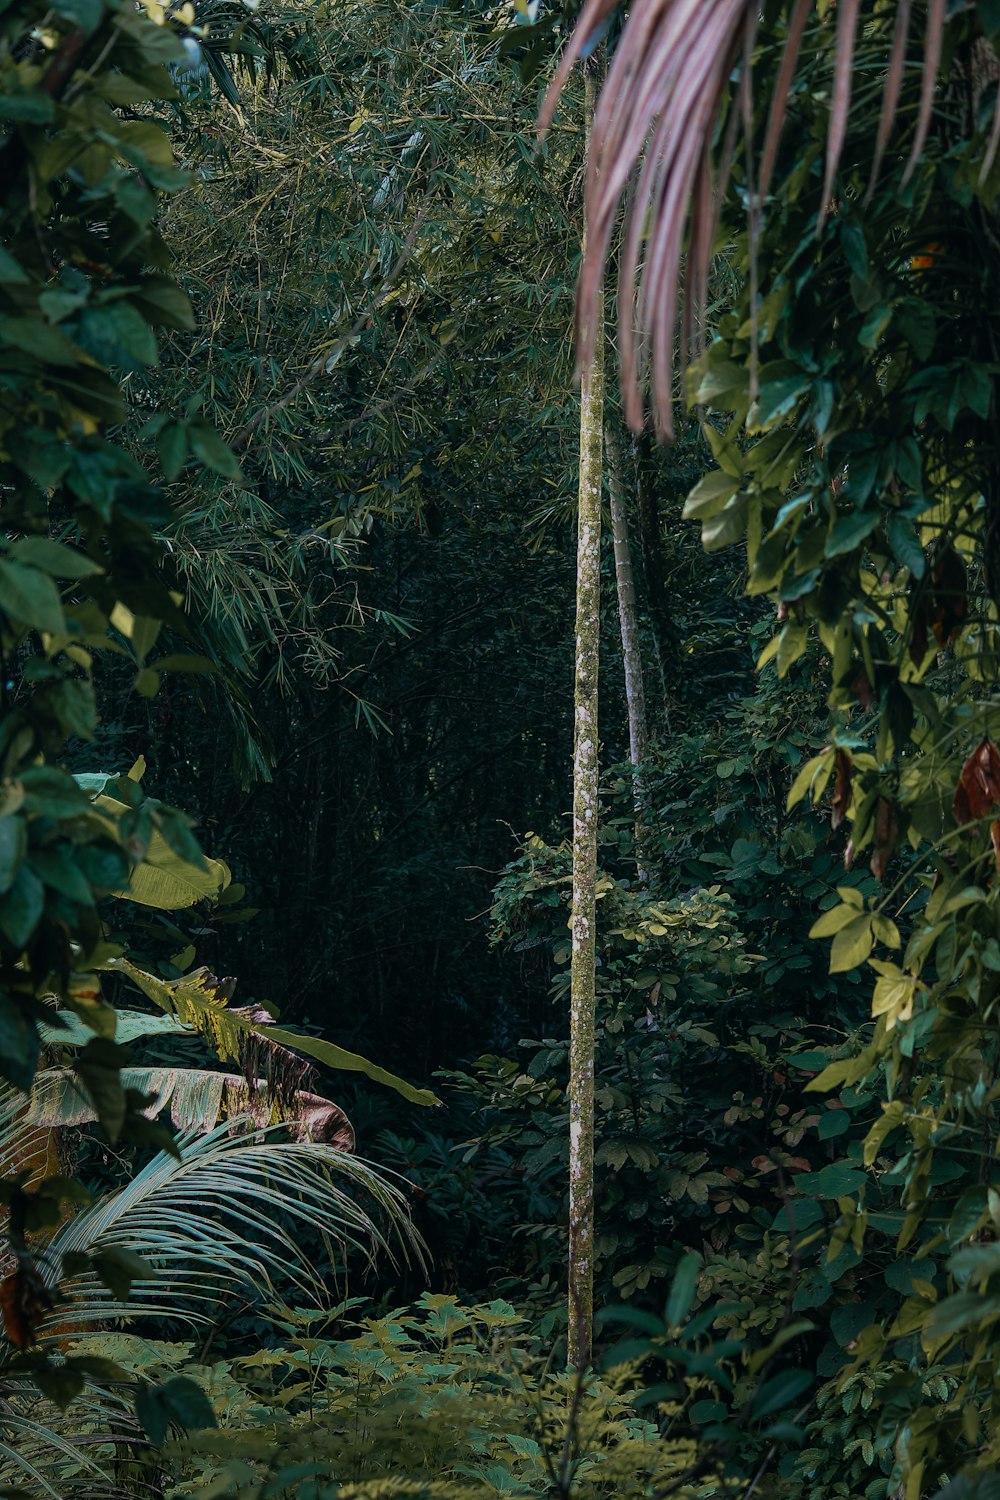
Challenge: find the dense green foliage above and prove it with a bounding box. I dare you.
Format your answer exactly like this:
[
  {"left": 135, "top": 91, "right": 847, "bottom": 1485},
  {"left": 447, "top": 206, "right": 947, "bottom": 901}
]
[{"left": 8, "top": 1, "right": 1000, "bottom": 1498}]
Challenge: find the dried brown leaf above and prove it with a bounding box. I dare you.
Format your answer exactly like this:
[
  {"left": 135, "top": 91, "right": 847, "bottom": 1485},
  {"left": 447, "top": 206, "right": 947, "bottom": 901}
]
[
  {"left": 831, "top": 748, "right": 853, "bottom": 831},
  {"left": 0, "top": 1264, "right": 52, "bottom": 1350},
  {"left": 870, "top": 796, "right": 898, "bottom": 881},
  {"left": 539, "top": 0, "right": 952, "bottom": 436},
  {"left": 931, "top": 546, "right": 968, "bottom": 646},
  {"left": 866, "top": 0, "right": 911, "bottom": 203},
  {"left": 954, "top": 738, "right": 1000, "bottom": 825},
  {"left": 758, "top": 0, "right": 812, "bottom": 204}
]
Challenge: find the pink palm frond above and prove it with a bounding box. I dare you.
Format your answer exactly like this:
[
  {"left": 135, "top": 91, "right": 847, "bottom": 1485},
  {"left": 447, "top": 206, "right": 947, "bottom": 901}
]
[
  {"left": 539, "top": 0, "right": 968, "bottom": 437},
  {"left": 865, "top": 0, "right": 911, "bottom": 203}
]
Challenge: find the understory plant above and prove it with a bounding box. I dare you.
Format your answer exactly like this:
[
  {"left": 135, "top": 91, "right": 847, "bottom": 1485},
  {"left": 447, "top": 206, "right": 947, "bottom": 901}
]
[{"left": 133, "top": 1293, "right": 710, "bottom": 1500}]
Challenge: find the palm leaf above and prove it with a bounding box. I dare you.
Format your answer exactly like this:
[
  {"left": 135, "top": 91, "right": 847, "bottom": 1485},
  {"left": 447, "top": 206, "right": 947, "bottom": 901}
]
[
  {"left": 37, "top": 1121, "right": 422, "bottom": 1334},
  {"left": 109, "top": 958, "right": 440, "bottom": 1108},
  {"left": 26, "top": 1066, "right": 354, "bottom": 1148},
  {"left": 539, "top": 0, "right": 973, "bottom": 436},
  {"left": 0, "top": 1383, "right": 150, "bottom": 1500}
]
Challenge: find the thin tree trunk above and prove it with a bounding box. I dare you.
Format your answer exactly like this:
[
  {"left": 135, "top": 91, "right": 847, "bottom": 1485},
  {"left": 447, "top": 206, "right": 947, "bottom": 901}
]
[
  {"left": 632, "top": 430, "right": 674, "bottom": 720},
  {"left": 568, "top": 60, "right": 604, "bottom": 1373},
  {"left": 605, "top": 421, "right": 650, "bottom": 884}
]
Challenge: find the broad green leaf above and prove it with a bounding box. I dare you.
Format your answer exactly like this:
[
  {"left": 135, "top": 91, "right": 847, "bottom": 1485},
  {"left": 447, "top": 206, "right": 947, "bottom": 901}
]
[
  {"left": 817, "top": 1109, "right": 850, "bottom": 1141},
  {"left": 810, "top": 1161, "right": 868, "bottom": 1197},
  {"left": 665, "top": 1251, "right": 701, "bottom": 1327},
  {"left": 787, "top": 750, "right": 834, "bottom": 810},
  {"left": 948, "top": 1187, "right": 989, "bottom": 1245},
  {"left": 77, "top": 304, "right": 158, "bottom": 372},
  {"left": 886, "top": 514, "right": 925, "bottom": 578},
  {"left": 0, "top": 559, "right": 65, "bottom": 632},
  {"left": 827, "top": 508, "right": 879, "bottom": 558},
  {"left": 122, "top": 852, "right": 227, "bottom": 909},
  {"left": 39, "top": 1008, "right": 189, "bottom": 1048},
  {"left": 926, "top": 1293, "right": 1000, "bottom": 1343},
  {"left": 809, "top": 903, "right": 859, "bottom": 939},
  {"left": 92, "top": 1246, "right": 156, "bottom": 1300},
  {"left": 189, "top": 424, "right": 242, "bottom": 479},
  {"left": 0, "top": 245, "right": 27, "bottom": 283},
  {"left": 0, "top": 862, "right": 45, "bottom": 948},
  {"left": 157, "top": 421, "right": 188, "bottom": 479},
  {"left": 95, "top": 795, "right": 227, "bottom": 908},
  {"left": 829, "top": 915, "right": 874, "bottom": 973},
  {"left": 8, "top": 537, "right": 102, "bottom": 579},
  {"left": 0, "top": 814, "right": 26, "bottom": 894},
  {"left": 702, "top": 495, "right": 747, "bottom": 552},
  {"left": 111, "top": 960, "right": 439, "bottom": 1108},
  {"left": 871, "top": 970, "right": 915, "bottom": 1027},
  {"left": 749, "top": 1374, "right": 815, "bottom": 1416},
  {"left": 0, "top": 993, "right": 42, "bottom": 1091},
  {"left": 261, "top": 1023, "right": 440, "bottom": 1109},
  {"left": 864, "top": 1099, "right": 906, "bottom": 1165},
  {"left": 681, "top": 470, "right": 739, "bottom": 521},
  {"left": 748, "top": 1319, "right": 815, "bottom": 1374},
  {"left": 74, "top": 1037, "right": 129, "bottom": 1139},
  {"left": 753, "top": 369, "right": 811, "bottom": 429},
  {"left": 0, "top": 314, "right": 81, "bottom": 364}
]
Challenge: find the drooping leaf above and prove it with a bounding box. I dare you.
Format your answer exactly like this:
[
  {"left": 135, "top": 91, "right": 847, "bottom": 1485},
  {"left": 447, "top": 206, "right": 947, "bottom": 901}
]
[
  {"left": 111, "top": 960, "right": 439, "bottom": 1108},
  {"left": 830, "top": 748, "right": 852, "bottom": 831},
  {"left": 27, "top": 1065, "right": 355, "bottom": 1148},
  {"left": 953, "top": 738, "right": 1000, "bottom": 825},
  {"left": 94, "top": 794, "right": 227, "bottom": 908},
  {"left": 870, "top": 797, "right": 898, "bottom": 881},
  {"left": 665, "top": 1251, "right": 701, "bottom": 1328}
]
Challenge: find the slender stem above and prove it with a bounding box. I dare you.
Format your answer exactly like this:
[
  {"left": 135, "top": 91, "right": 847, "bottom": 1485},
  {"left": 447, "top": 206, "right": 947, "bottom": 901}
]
[
  {"left": 567, "top": 58, "right": 605, "bottom": 1373},
  {"left": 606, "top": 419, "right": 650, "bottom": 883}
]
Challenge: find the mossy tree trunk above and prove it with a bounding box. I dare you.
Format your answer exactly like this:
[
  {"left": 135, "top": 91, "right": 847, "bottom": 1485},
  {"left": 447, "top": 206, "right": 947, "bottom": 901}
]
[
  {"left": 605, "top": 420, "right": 650, "bottom": 884},
  {"left": 568, "top": 59, "right": 604, "bottom": 1373},
  {"left": 632, "top": 429, "right": 674, "bottom": 720}
]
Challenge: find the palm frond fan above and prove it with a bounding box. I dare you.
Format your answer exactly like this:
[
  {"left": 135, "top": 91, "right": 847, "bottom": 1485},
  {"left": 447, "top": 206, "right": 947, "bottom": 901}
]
[
  {"left": 0, "top": 1070, "right": 421, "bottom": 1498},
  {"left": 538, "top": 0, "right": 971, "bottom": 439},
  {"left": 38, "top": 1120, "right": 420, "bottom": 1333}
]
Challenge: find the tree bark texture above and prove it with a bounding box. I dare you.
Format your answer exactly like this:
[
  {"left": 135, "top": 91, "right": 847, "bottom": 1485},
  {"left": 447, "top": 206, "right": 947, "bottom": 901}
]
[
  {"left": 605, "top": 421, "right": 650, "bottom": 884},
  {"left": 568, "top": 60, "right": 604, "bottom": 1373},
  {"left": 632, "top": 429, "right": 675, "bottom": 719}
]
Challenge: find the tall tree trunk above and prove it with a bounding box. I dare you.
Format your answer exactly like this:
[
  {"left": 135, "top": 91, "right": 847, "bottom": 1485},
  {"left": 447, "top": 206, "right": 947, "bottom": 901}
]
[
  {"left": 605, "top": 421, "right": 650, "bottom": 884},
  {"left": 632, "top": 430, "right": 674, "bottom": 720},
  {"left": 568, "top": 60, "right": 604, "bottom": 1373}
]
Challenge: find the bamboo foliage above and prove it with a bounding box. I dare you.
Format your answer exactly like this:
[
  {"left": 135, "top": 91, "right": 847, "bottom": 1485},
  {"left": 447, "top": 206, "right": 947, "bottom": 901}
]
[
  {"left": 539, "top": 0, "right": 958, "bottom": 437},
  {"left": 145, "top": 0, "right": 586, "bottom": 777}
]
